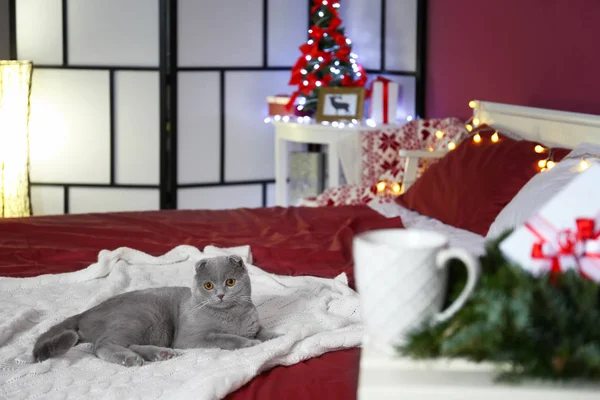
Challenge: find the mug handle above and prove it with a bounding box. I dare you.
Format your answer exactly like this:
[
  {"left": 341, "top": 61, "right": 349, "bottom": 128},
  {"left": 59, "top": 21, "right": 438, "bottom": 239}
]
[{"left": 432, "top": 248, "right": 480, "bottom": 324}]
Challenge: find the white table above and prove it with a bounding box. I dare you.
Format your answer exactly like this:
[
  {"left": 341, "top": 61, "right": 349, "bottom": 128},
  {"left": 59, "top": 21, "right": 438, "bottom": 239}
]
[
  {"left": 358, "top": 344, "right": 600, "bottom": 400},
  {"left": 273, "top": 121, "right": 359, "bottom": 206}
]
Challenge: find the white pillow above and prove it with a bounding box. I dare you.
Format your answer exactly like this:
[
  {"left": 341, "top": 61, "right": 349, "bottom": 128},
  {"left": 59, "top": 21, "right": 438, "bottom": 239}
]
[{"left": 486, "top": 142, "right": 600, "bottom": 239}]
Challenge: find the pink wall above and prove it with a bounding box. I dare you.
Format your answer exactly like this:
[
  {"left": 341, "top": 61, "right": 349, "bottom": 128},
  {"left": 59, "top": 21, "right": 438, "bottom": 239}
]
[{"left": 426, "top": 0, "right": 600, "bottom": 120}]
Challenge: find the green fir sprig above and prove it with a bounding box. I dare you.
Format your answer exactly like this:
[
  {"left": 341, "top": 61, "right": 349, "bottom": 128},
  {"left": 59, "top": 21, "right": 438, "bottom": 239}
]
[{"left": 398, "top": 231, "right": 600, "bottom": 382}]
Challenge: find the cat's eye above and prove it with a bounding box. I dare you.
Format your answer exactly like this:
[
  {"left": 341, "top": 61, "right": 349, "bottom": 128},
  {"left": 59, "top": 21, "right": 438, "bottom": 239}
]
[
  {"left": 203, "top": 282, "right": 214, "bottom": 290},
  {"left": 225, "top": 279, "right": 236, "bottom": 287}
]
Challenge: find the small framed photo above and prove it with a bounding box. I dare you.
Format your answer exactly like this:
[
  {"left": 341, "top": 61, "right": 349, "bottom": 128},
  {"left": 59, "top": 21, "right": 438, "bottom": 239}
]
[{"left": 316, "top": 86, "right": 365, "bottom": 123}]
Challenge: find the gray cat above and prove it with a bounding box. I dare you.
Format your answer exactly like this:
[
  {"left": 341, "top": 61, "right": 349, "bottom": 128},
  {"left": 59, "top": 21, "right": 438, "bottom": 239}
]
[{"left": 32, "top": 255, "right": 275, "bottom": 366}]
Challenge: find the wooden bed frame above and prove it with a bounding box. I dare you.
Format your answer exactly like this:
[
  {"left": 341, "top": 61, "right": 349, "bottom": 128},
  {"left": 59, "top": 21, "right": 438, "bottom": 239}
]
[
  {"left": 399, "top": 101, "right": 600, "bottom": 192},
  {"left": 360, "top": 101, "right": 600, "bottom": 399}
]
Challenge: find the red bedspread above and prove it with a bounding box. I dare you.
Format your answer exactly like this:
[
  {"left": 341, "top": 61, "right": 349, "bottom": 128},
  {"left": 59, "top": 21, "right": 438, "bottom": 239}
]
[{"left": 0, "top": 205, "right": 403, "bottom": 399}]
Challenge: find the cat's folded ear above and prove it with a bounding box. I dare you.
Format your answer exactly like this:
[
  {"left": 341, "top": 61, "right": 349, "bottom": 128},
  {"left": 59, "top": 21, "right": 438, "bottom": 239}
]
[
  {"left": 195, "top": 259, "right": 209, "bottom": 274},
  {"left": 227, "top": 255, "right": 246, "bottom": 270}
]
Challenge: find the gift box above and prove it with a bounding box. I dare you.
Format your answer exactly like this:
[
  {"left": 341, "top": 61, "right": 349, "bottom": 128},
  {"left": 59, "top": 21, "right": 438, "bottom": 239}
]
[
  {"left": 369, "top": 77, "right": 400, "bottom": 124},
  {"left": 499, "top": 163, "right": 600, "bottom": 282},
  {"left": 267, "top": 94, "right": 292, "bottom": 116}
]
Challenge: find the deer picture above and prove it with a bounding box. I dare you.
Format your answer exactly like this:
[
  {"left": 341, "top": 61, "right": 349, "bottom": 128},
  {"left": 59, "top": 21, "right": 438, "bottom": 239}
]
[{"left": 328, "top": 95, "right": 350, "bottom": 114}]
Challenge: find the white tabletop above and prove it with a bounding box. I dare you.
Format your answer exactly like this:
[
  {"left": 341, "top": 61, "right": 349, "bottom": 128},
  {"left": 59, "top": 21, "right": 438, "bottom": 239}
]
[{"left": 358, "top": 344, "right": 600, "bottom": 400}]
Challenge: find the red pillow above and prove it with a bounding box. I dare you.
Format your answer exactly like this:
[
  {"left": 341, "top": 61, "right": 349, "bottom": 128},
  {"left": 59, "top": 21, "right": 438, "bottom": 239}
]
[{"left": 396, "top": 126, "right": 570, "bottom": 236}]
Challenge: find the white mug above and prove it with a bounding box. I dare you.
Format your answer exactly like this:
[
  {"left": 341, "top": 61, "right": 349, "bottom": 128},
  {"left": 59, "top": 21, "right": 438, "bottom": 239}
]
[{"left": 353, "top": 228, "right": 480, "bottom": 354}]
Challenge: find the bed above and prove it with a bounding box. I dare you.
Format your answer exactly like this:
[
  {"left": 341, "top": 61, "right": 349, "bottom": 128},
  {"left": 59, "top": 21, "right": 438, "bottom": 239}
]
[
  {"left": 1, "top": 101, "right": 600, "bottom": 400},
  {"left": 0, "top": 205, "right": 404, "bottom": 400}
]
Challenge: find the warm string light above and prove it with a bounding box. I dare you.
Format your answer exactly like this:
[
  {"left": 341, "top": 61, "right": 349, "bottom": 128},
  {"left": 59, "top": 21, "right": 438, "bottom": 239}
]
[
  {"left": 464, "top": 100, "right": 483, "bottom": 133},
  {"left": 468, "top": 126, "right": 500, "bottom": 145},
  {"left": 538, "top": 147, "right": 556, "bottom": 172},
  {"left": 538, "top": 159, "right": 547, "bottom": 169},
  {"left": 464, "top": 101, "right": 508, "bottom": 147},
  {"left": 579, "top": 159, "right": 591, "bottom": 171},
  {"left": 375, "top": 180, "right": 402, "bottom": 196},
  {"left": 464, "top": 101, "right": 477, "bottom": 132},
  {"left": 563, "top": 152, "right": 600, "bottom": 172},
  {"left": 427, "top": 129, "right": 456, "bottom": 151},
  {"left": 533, "top": 146, "right": 599, "bottom": 173}
]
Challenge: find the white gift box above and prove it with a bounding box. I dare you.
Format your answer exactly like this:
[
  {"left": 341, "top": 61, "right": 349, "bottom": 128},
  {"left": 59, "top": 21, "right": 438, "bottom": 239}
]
[
  {"left": 499, "top": 163, "right": 600, "bottom": 282},
  {"left": 369, "top": 79, "right": 399, "bottom": 124}
]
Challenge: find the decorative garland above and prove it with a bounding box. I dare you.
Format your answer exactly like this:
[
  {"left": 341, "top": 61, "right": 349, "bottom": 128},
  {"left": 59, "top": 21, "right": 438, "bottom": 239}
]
[{"left": 398, "top": 231, "right": 600, "bottom": 382}]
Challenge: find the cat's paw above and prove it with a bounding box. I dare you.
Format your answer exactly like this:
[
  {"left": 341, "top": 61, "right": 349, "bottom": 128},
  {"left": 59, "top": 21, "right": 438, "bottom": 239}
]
[
  {"left": 128, "top": 345, "right": 179, "bottom": 362},
  {"left": 153, "top": 349, "right": 178, "bottom": 362},
  {"left": 257, "top": 330, "right": 282, "bottom": 342},
  {"left": 241, "top": 339, "right": 262, "bottom": 348},
  {"left": 121, "top": 354, "right": 144, "bottom": 367}
]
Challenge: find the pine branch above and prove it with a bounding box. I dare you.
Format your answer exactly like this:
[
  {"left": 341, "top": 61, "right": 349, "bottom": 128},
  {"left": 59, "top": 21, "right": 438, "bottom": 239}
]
[{"left": 398, "top": 230, "right": 600, "bottom": 382}]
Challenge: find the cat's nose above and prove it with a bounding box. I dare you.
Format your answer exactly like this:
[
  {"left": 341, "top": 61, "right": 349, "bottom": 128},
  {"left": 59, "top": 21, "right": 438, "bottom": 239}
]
[{"left": 217, "top": 294, "right": 224, "bottom": 300}]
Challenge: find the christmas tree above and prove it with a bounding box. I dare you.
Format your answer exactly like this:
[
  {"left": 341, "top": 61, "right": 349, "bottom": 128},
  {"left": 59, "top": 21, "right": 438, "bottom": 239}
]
[{"left": 287, "top": 0, "right": 368, "bottom": 115}]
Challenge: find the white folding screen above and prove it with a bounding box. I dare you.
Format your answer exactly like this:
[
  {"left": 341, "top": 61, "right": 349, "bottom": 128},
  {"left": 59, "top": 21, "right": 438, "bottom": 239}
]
[
  {"left": 13, "top": 0, "right": 424, "bottom": 214},
  {"left": 175, "top": 0, "right": 424, "bottom": 211},
  {"left": 16, "top": 0, "right": 162, "bottom": 215}
]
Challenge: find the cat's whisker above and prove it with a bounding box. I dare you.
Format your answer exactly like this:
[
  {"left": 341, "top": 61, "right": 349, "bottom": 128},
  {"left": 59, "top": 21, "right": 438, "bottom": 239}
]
[
  {"left": 232, "top": 297, "right": 254, "bottom": 305},
  {"left": 185, "top": 301, "right": 210, "bottom": 316},
  {"left": 232, "top": 300, "right": 246, "bottom": 308}
]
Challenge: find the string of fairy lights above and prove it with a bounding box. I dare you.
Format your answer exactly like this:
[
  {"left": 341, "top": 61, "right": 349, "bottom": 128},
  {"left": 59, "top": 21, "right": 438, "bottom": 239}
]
[
  {"left": 263, "top": 114, "right": 413, "bottom": 128},
  {"left": 466, "top": 100, "right": 595, "bottom": 173},
  {"left": 265, "top": 99, "right": 596, "bottom": 198},
  {"left": 374, "top": 100, "right": 597, "bottom": 197}
]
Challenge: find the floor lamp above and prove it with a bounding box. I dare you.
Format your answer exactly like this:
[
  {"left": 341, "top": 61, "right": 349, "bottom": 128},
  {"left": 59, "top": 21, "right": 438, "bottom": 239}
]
[{"left": 0, "top": 61, "right": 33, "bottom": 218}]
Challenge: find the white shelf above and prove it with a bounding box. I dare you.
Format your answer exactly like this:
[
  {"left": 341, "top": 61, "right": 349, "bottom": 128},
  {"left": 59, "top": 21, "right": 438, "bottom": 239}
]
[{"left": 358, "top": 345, "right": 600, "bottom": 400}]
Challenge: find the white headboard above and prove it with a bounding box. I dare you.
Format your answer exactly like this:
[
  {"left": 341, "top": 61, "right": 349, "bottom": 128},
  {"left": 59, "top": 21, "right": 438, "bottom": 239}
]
[{"left": 473, "top": 101, "right": 600, "bottom": 149}]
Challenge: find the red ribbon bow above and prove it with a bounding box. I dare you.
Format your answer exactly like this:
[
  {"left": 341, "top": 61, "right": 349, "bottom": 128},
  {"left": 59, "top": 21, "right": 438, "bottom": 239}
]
[
  {"left": 366, "top": 76, "right": 394, "bottom": 124},
  {"left": 309, "top": 26, "right": 328, "bottom": 41},
  {"left": 366, "top": 76, "right": 392, "bottom": 98},
  {"left": 526, "top": 213, "right": 600, "bottom": 282},
  {"left": 329, "top": 16, "right": 342, "bottom": 31}
]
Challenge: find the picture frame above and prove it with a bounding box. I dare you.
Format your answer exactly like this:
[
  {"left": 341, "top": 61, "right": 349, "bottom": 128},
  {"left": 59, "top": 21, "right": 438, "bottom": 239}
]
[{"left": 315, "top": 86, "right": 366, "bottom": 123}]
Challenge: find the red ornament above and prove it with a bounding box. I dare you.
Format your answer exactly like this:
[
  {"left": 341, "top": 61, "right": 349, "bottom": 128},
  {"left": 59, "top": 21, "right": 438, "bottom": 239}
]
[{"left": 525, "top": 213, "right": 600, "bottom": 281}]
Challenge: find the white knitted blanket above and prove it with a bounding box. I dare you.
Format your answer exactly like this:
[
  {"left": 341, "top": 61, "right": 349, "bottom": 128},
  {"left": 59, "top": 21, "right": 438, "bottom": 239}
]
[{"left": 0, "top": 245, "right": 363, "bottom": 400}]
